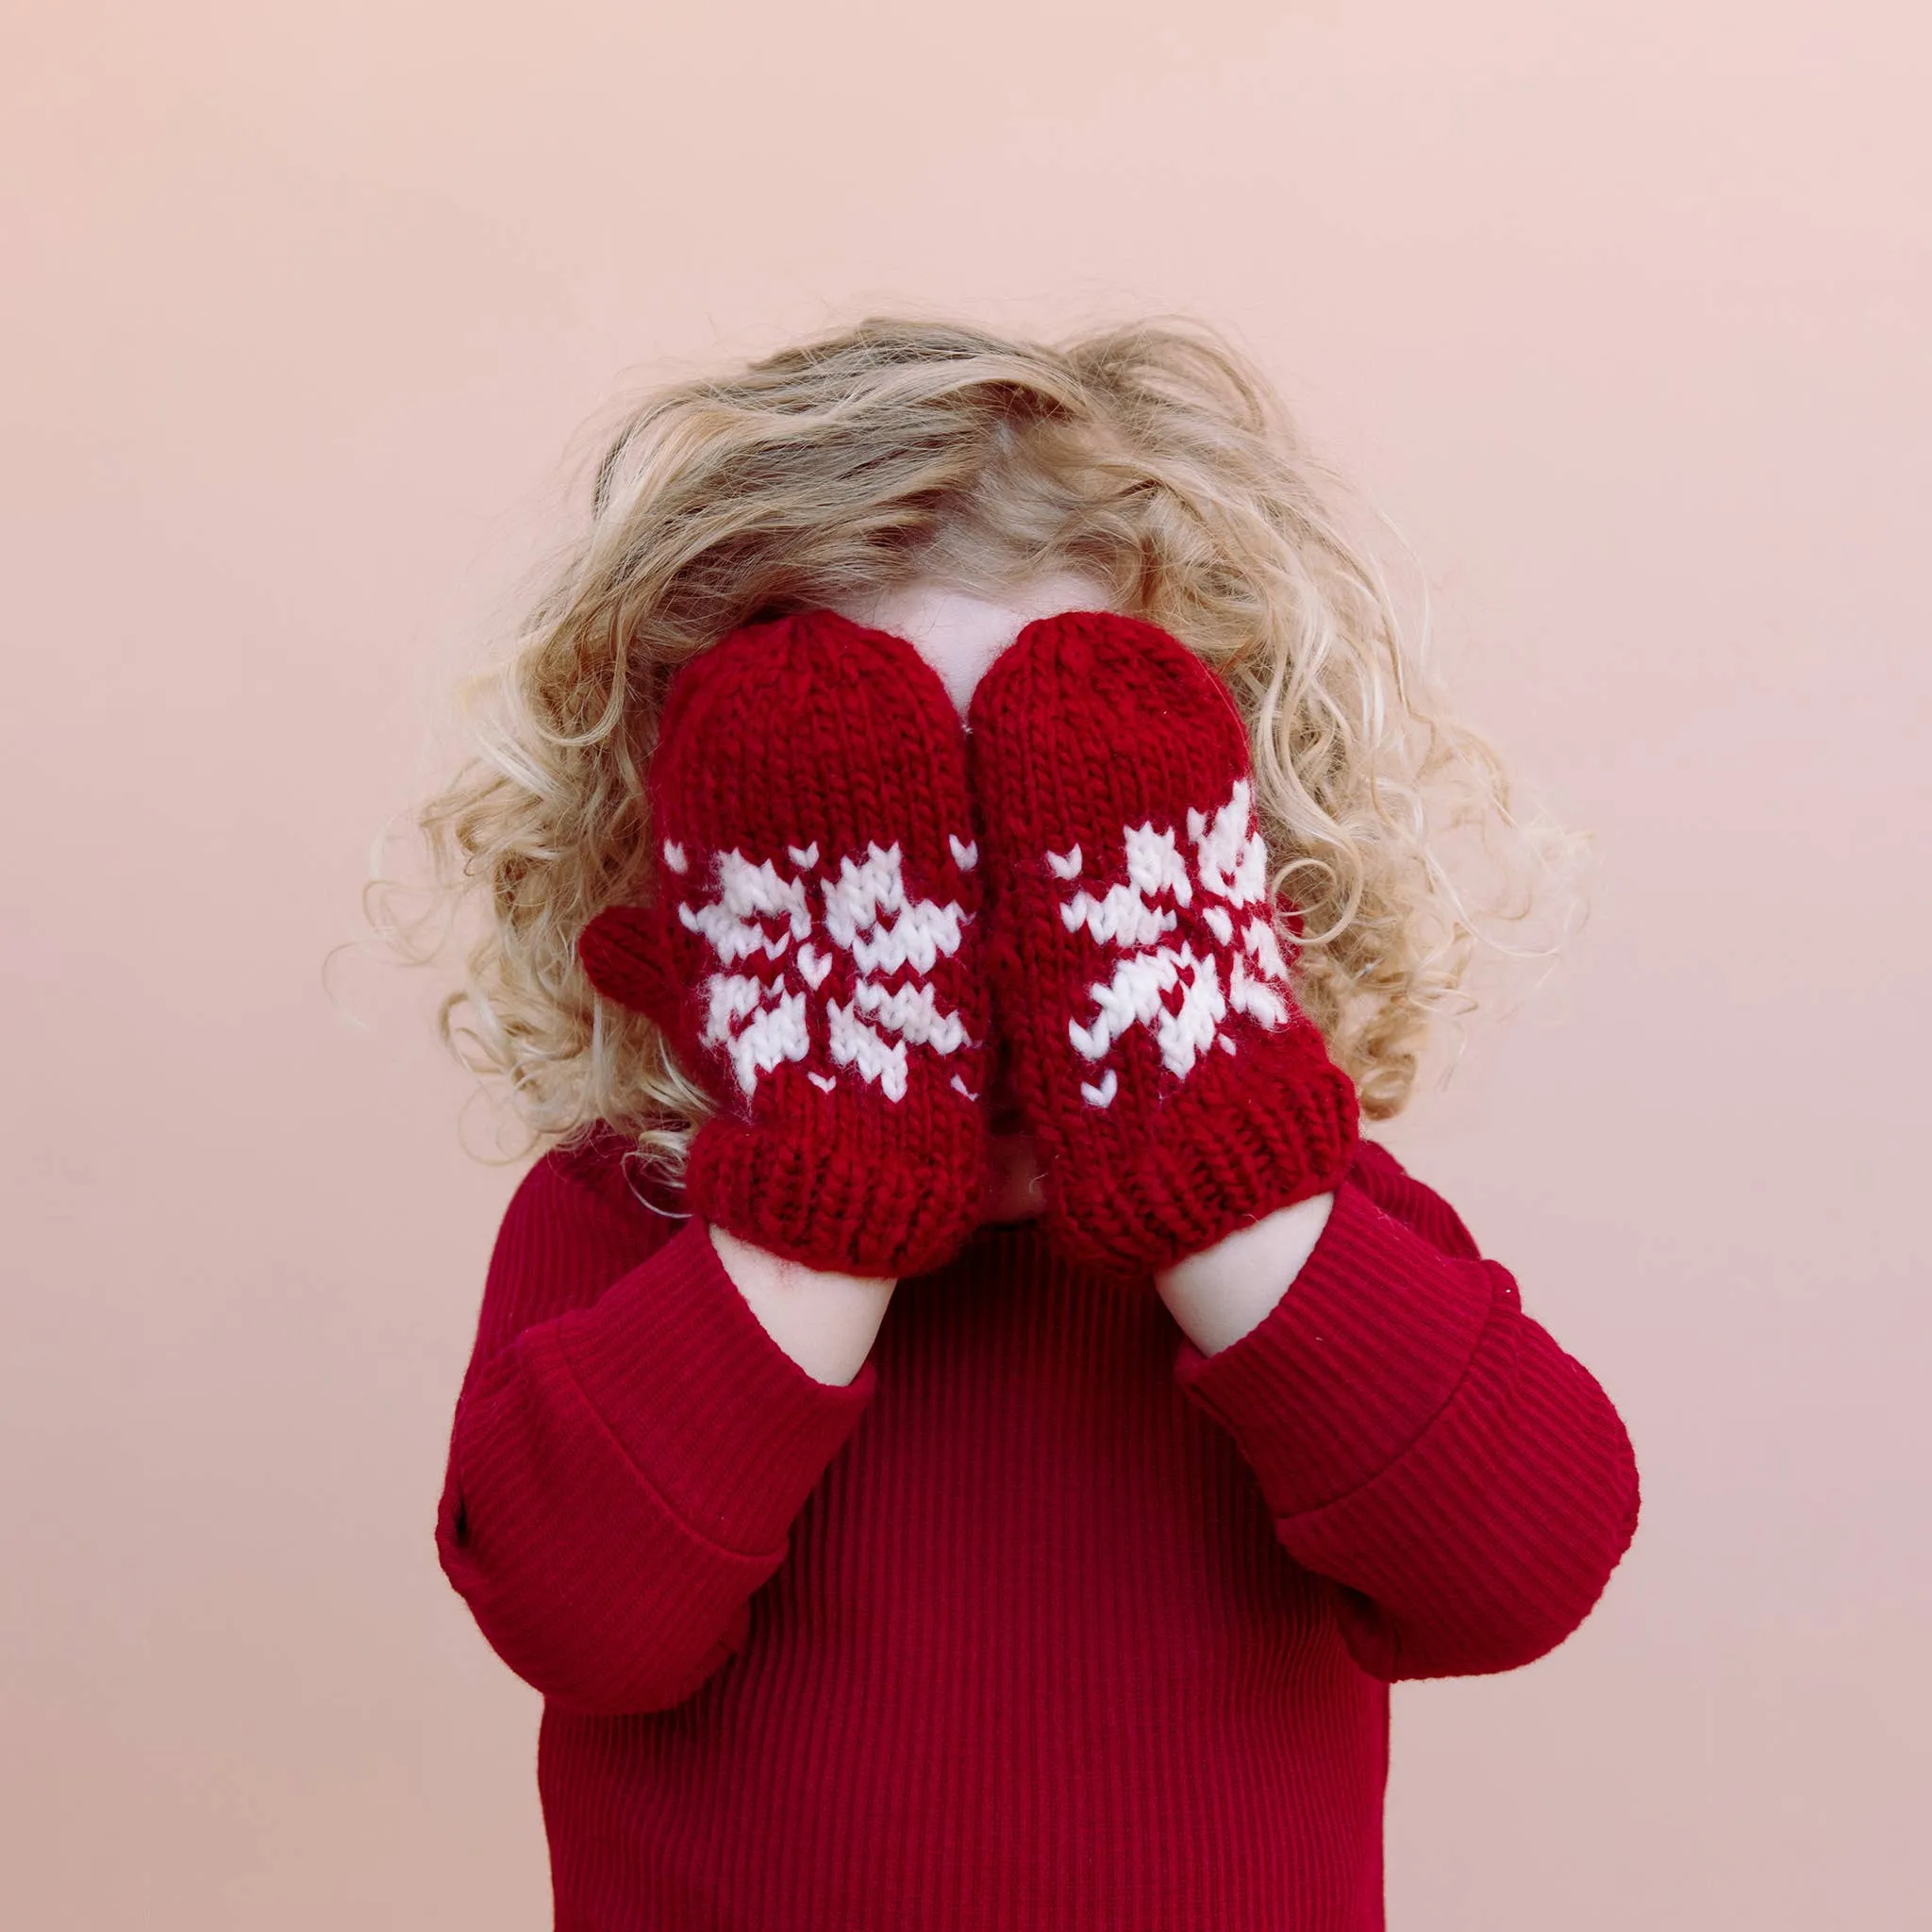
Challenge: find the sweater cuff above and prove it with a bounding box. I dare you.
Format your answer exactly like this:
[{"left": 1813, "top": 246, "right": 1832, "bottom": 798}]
[
  {"left": 554, "top": 1218, "right": 875, "bottom": 1556},
  {"left": 1174, "top": 1176, "right": 1497, "bottom": 1518}
]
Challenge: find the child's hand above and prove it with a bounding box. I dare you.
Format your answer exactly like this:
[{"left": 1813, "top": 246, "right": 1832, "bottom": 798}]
[
  {"left": 578, "top": 610, "right": 991, "bottom": 1280},
  {"left": 982, "top": 1130, "right": 1048, "bottom": 1224},
  {"left": 967, "top": 610, "right": 1357, "bottom": 1274}
]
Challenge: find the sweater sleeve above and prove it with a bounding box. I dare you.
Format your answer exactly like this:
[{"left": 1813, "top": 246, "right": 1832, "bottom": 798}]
[
  {"left": 1173, "top": 1142, "right": 1640, "bottom": 1681},
  {"left": 435, "top": 1142, "right": 875, "bottom": 1716}
]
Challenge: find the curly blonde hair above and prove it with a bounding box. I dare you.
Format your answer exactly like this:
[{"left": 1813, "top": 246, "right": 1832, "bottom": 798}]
[{"left": 393, "top": 315, "right": 1569, "bottom": 1171}]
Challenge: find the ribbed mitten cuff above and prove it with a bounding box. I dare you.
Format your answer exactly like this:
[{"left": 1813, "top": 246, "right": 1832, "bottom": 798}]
[{"left": 686, "top": 1103, "right": 989, "bottom": 1280}]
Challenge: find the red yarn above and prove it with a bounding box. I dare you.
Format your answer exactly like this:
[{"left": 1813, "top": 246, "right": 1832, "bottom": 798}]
[
  {"left": 967, "top": 610, "right": 1360, "bottom": 1273},
  {"left": 577, "top": 610, "right": 990, "bottom": 1277}
]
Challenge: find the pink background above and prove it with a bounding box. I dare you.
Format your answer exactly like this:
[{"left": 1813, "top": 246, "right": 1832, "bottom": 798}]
[{"left": 5, "top": 3, "right": 1927, "bottom": 1925}]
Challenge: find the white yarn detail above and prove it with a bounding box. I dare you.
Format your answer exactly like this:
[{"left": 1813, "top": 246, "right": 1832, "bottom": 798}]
[
  {"left": 1188, "top": 779, "right": 1269, "bottom": 907},
  {"left": 846, "top": 976, "right": 969, "bottom": 1055},
  {"left": 1243, "top": 916, "right": 1289, "bottom": 980},
  {"left": 1127, "top": 820, "right": 1195, "bottom": 908},
  {"left": 702, "top": 977, "right": 810, "bottom": 1094},
  {"left": 949, "top": 1074, "right": 978, "bottom": 1103},
  {"left": 822, "top": 843, "right": 968, "bottom": 976},
  {"left": 1054, "top": 776, "right": 1297, "bottom": 1107},
  {"left": 949, "top": 835, "right": 978, "bottom": 871},
  {"left": 1079, "top": 1070, "right": 1118, "bottom": 1108},
  {"left": 1229, "top": 956, "right": 1291, "bottom": 1029},
  {"left": 1069, "top": 940, "right": 1226, "bottom": 1080},
  {"left": 1060, "top": 882, "right": 1177, "bottom": 948},
  {"left": 826, "top": 999, "right": 909, "bottom": 1102},
  {"left": 679, "top": 850, "right": 810, "bottom": 964},
  {"left": 1058, "top": 821, "right": 1193, "bottom": 947},
  {"left": 680, "top": 837, "right": 971, "bottom": 1106}
]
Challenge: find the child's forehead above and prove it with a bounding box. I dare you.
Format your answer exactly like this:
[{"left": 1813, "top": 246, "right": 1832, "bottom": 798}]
[{"left": 826, "top": 571, "right": 1118, "bottom": 714}]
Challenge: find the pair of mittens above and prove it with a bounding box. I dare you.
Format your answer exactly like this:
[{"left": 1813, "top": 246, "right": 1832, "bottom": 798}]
[{"left": 577, "top": 607, "right": 1357, "bottom": 1280}]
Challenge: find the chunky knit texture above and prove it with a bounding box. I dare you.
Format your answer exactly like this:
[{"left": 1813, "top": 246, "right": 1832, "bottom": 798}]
[
  {"left": 967, "top": 611, "right": 1360, "bottom": 1273},
  {"left": 577, "top": 610, "right": 990, "bottom": 1277},
  {"left": 437, "top": 1133, "right": 1641, "bottom": 1931}
]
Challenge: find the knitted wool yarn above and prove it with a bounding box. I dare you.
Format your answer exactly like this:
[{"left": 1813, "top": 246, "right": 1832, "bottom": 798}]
[
  {"left": 967, "top": 610, "right": 1359, "bottom": 1274},
  {"left": 577, "top": 610, "right": 990, "bottom": 1278}
]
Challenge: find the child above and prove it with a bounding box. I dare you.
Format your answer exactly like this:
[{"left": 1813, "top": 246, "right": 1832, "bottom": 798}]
[{"left": 417, "top": 318, "right": 1639, "bottom": 1930}]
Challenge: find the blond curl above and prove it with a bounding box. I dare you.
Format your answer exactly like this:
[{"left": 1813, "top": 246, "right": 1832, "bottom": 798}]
[{"left": 383, "top": 315, "right": 1574, "bottom": 1174}]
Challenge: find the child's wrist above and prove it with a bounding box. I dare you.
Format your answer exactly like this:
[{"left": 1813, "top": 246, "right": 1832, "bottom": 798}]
[
  {"left": 708, "top": 1224, "right": 895, "bottom": 1388},
  {"left": 1154, "top": 1191, "right": 1337, "bottom": 1356}
]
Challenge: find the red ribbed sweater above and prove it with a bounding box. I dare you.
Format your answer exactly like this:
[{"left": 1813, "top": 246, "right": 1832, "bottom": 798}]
[{"left": 437, "top": 1133, "right": 1639, "bottom": 1930}]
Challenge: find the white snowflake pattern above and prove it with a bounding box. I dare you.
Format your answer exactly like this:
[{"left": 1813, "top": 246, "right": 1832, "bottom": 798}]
[
  {"left": 1050, "top": 778, "right": 1295, "bottom": 1108},
  {"left": 675, "top": 837, "right": 975, "bottom": 1102}
]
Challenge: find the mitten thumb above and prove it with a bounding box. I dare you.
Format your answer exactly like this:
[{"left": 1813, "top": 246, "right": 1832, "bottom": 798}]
[{"left": 577, "top": 903, "right": 678, "bottom": 1032}]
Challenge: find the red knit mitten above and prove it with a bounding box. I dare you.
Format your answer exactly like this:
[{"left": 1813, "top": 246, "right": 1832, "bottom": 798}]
[
  {"left": 967, "top": 610, "right": 1358, "bottom": 1274},
  {"left": 577, "top": 610, "right": 991, "bottom": 1277}
]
